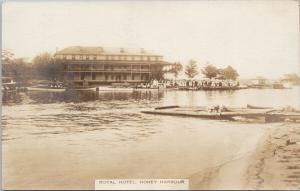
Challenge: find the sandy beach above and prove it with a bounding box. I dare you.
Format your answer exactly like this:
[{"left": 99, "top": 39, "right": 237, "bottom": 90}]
[{"left": 189, "top": 122, "right": 300, "bottom": 190}]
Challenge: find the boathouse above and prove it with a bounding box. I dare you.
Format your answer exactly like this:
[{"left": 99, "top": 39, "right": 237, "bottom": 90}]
[{"left": 54, "top": 46, "right": 173, "bottom": 87}]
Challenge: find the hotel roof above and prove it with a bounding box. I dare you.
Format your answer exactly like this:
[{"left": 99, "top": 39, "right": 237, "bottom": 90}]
[{"left": 56, "top": 46, "right": 162, "bottom": 56}]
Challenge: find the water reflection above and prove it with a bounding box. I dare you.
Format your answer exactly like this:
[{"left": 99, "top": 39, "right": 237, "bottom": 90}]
[
  {"left": 2, "top": 88, "right": 299, "bottom": 108},
  {"left": 2, "top": 92, "right": 25, "bottom": 105},
  {"left": 2, "top": 90, "right": 165, "bottom": 105}
]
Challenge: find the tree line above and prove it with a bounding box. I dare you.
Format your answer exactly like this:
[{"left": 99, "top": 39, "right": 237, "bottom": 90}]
[
  {"left": 2, "top": 50, "right": 64, "bottom": 85},
  {"left": 170, "top": 60, "right": 239, "bottom": 80}
]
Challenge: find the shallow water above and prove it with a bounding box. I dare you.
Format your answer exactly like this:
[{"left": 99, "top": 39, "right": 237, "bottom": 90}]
[{"left": 2, "top": 87, "right": 299, "bottom": 189}]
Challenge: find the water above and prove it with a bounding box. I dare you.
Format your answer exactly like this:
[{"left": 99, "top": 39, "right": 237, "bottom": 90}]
[{"left": 2, "top": 87, "right": 299, "bottom": 189}]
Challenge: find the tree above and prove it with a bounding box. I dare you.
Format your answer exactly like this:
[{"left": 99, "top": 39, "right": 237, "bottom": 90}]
[
  {"left": 201, "top": 64, "right": 218, "bottom": 79},
  {"left": 2, "top": 57, "right": 32, "bottom": 86},
  {"left": 32, "top": 52, "right": 64, "bottom": 80},
  {"left": 170, "top": 62, "right": 183, "bottom": 79},
  {"left": 150, "top": 65, "right": 165, "bottom": 81},
  {"left": 282, "top": 73, "right": 300, "bottom": 85},
  {"left": 218, "top": 65, "right": 239, "bottom": 80},
  {"left": 185, "top": 60, "right": 199, "bottom": 79},
  {"left": 2, "top": 49, "right": 14, "bottom": 64}
]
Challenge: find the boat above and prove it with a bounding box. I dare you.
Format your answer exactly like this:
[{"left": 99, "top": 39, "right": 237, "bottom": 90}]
[
  {"left": 246, "top": 104, "right": 273, "bottom": 109},
  {"left": 2, "top": 77, "right": 17, "bottom": 93},
  {"left": 155, "top": 105, "right": 180, "bottom": 110},
  {"left": 27, "top": 86, "right": 66, "bottom": 92},
  {"left": 81, "top": 86, "right": 163, "bottom": 92},
  {"left": 95, "top": 86, "right": 135, "bottom": 91},
  {"left": 200, "top": 86, "right": 245, "bottom": 91},
  {"left": 177, "top": 85, "right": 247, "bottom": 91},
  {"left": 27, "top": 81, "right": 66, "bottom": 92}
]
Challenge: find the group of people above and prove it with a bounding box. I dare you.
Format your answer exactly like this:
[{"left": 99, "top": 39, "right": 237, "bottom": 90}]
[
  {"left": 136, "top": 79, "right": 240, "bottom": 89},
  {"left": 164, "top": 79, "right": 240, "bottom": 88}
]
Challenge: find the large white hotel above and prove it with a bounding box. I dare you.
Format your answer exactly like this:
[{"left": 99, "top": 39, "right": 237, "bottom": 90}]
[{"left": 55, "top": 46, "right": 172, "bottom": 87}]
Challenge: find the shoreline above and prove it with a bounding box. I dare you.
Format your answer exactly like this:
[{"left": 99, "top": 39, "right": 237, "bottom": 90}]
[
  {"left": 189, "top": 122, "right": 300, "bottom": 190},
  {"left": 246, "top": 123, "right": 300, "bottom": 189}
]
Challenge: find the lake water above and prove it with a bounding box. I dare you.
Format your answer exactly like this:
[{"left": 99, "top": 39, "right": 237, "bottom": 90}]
[{"left": 2, "top": 87, "right": 299, "bottom": 189}]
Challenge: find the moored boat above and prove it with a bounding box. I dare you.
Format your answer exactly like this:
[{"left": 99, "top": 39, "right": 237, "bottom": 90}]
[
  {"left": 2, "top": 77, "right": 17, "bottom": 93},
  {"left": 27, "top": 86, "right": 66, "bottom": 92}
]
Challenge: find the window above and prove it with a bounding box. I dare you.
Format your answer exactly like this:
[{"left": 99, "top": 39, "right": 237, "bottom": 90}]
[
  {"left": 63, "top": 55, "right": 66, "bottom": 59},
  {"left": 92, "top": 73, "right": 96, "bottom": 80},
  {"left": 72, "top": 55, "right": 75, "bottom": 60},
  {"left": 93, "top": 56, "right": 97, "bottom": 60},
  {"left": 81, "top": 73, "right": 85, "bottom": 80},
  {"left": 67, "top": 73, "right": 74, "bottom": 80},
  {"left": 132, "top": 75, "right": 135, "bottom": 80},
  {"left": 141, "top": 66, "right": 148, "bottom": 70},
  {"left": 105, "top": 75, "right": 108, "bottom": 80},
  {"left": 80, "top": 55, "right": 83, "bottom": 60},
  {"left": 147, "top": 57, "right": 150, "bottom": 61},
  {"left": 123, "top": 75, "right": 127, "bottom": 80},
  {"left": 86, "top": 56, "right": 89, "bottom": 60}
]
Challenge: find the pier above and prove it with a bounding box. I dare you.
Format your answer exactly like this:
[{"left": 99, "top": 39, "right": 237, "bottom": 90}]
[{"left": 142, "top": 105, "right": 300, "bottom": 123}]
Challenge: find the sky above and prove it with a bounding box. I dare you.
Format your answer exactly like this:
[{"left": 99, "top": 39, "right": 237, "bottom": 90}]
[{"left": 2, "top": 0, "right": 299, "bottom": 78}]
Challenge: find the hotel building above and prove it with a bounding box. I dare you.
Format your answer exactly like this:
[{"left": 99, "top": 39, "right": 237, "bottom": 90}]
[{"left": 55, "top": 46, "right": 172, "bottom": 87}]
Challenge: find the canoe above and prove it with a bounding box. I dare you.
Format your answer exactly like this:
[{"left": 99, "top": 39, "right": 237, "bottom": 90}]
[
  {"left": 246, "top": 104, "right": 273, "bottom": 109},
  {"left": 155, "top": 105, "right": 180, "bottom": 110}
]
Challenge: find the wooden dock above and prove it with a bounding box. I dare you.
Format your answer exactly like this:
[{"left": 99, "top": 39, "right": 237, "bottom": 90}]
[{"left": 141, "top": 105, "right": 300, "bottom": 123}]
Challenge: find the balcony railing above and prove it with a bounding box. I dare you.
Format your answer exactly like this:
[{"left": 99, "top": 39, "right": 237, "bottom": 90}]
[{"left": 65, "top": 68, "right": 151, "bottom": 72}]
